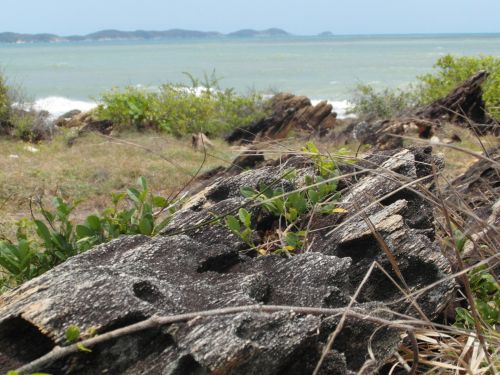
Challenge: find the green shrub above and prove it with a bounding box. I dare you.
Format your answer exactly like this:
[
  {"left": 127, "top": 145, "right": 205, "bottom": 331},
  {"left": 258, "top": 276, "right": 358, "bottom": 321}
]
[
  {"left": 9, "top": 111, "right": 38, "bottom": 141},
  {"left": 350, "top": 84, "right": 418, "bottom": 119},
  {"left": 0, "top": 72, "right": 11, "bottom": 131},
  {"left": 417, "top": 54, "right": 500, "bottom": 119},
  {"left": 0, "top": 177, "right": 181, "bottom": 290},
  {"left": 96, "top": 76, "right": 269, "bottom": 137},
  {"left": 350, "top": 54, "right": 500, "bottom": 120}
]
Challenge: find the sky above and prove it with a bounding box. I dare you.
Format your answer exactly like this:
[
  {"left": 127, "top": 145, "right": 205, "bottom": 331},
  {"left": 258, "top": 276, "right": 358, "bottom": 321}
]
[{"left": 1, "top": 0, "right": 499, "bottom": 36}]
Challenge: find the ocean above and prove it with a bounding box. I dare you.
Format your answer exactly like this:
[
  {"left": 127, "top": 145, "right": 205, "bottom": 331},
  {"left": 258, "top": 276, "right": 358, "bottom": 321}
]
[{"left": 1, "top": 34, "right": 499, "bottom": 118}]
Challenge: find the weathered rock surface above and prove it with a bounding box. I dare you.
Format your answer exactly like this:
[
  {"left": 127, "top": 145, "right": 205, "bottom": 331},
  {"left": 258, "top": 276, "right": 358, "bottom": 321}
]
[
  {"left": 56, "top": 111, "right": 113, "bottom": 137},
  {"left": 0, "top": 147, "right": 455, "bottom": 374},
  {"left": 444, "top": 145, "right": 500, "bottom": 266},
  {"left": 226, "top": 93, "right": 337, "bottom": 144},
  {"left": 416, "top": 70, "right": 498, "bottom": 135}
]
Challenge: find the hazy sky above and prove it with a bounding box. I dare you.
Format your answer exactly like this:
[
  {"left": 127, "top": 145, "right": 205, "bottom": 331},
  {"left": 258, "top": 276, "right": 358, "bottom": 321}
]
[{"left": 2, "top": 0, "right": 499, "bottom": 35}]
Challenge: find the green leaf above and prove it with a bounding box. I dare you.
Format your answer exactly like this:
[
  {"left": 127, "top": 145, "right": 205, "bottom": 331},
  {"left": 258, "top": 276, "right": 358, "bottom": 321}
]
[
  {"left": 0, "top": 254, "right": 21, "bottom": 275},
  {"left": 225, "top": 215, "right": 240, "bottom": 234},
  {"left": 139, "top": 218, "right": 153, "bottom": 235},
  {"left": 308, "top": 189, "right": 320, "bottom": 204},
  {"left": 285, "top": 232, "right": 301, "bottom": 248},
  {"left": 34, "top": 220, "right": 52, "bottom": 245},
  {"left": 111, "top": 192, "right": 127, "bottom": 205},
  {"left": 152, "top": 196, "right": 168, "bottom": 208},
  {"left": 86, "top": 215, "right": 101, "bottom": 231},
  {"left": 127, "top": 188, "right": 141, "bottom": 204},
  {"left": 138, "top": 176, "right": 148, "bottom": 191},
  {"left": 238, "top": 208, "right": 251, "bottom": 229},
  {"left": 76, "top": 224, "right": 93, "bottom": 239},
  {"left": 77, "top": 343, "right": 92, "bottom": 353},
  {"left": 304, "top": 141, "right": 319, "bottom": 154},
  {"left": 65, "top": 325, "right": 81, "bottom": 343},
  {"left": 240, "top": 186, "right": 257, "bottom": 199}
]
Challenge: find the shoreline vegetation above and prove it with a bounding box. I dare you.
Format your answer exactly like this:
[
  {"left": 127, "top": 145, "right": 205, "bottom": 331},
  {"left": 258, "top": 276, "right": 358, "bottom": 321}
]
[{"left": 0, "top": 54, "right": 498, "bottom": 373}]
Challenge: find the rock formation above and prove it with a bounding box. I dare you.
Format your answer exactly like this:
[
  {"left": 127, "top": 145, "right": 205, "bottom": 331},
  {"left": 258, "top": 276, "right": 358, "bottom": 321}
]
[
  {"left": 416, "top": 71, "right": 498, "bottom": 135},
  {"left": 0, "top": 146, "right": 456, "bottom": 374},
  {"left": 226, "top": 93, "right": 337, "bottom": 144},
  {"left": 339, "top": 71, "right": 499, "bottom": 150}
]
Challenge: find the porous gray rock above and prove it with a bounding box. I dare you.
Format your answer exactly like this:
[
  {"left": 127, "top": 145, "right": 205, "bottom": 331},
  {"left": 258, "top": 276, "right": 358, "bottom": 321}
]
[{"left": 0, "top": 147, "right": 455, "bottom": 374}]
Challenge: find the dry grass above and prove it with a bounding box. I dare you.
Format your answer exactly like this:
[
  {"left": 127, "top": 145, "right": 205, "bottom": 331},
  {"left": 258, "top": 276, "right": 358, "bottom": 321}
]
[{"left": 0, "top": 132, "right": 237, "bottom": 239}]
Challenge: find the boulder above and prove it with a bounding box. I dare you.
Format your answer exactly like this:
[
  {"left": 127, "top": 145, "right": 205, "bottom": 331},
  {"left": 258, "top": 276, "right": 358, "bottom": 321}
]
[
  {"left": 0, "top": 147, "right": 455, "bottom": 374},
  {"left": 226, "top": 93, "right": 337, "bottom": 144},
  {"left": 54, "top": 109, "right": 82, "bottom": 126}
]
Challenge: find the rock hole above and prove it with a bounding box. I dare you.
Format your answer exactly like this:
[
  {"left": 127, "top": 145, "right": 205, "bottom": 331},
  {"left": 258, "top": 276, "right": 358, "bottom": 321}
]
[
  {"left": 167, "top": 354, "right": 209, "bottom": 375},
  {"left": 381, "top": 193, "right": 433, "bottom": 230},
  {"left": 0, "top": 316, "right": 55, "bottom": 371},
  {"left": 334, "top": 235, "right": 381, "bottom": 264},
  {"left": 358, "top": 256, "right": 440, "bottom": 303},
  {"left": 99, "top": 311, "right": 148, "bottom": 334},
  {"left": 205, "top": 185, "right": 230, "bottom": 203},
  {"left": 380, "top": 190, "right": 411, "bottom": 207},
  {"left": 197, "top": 252, "right": 242, "bottom": 273},
  {"left": 133, "top": 280, "right": 163, "bottom": 303}
]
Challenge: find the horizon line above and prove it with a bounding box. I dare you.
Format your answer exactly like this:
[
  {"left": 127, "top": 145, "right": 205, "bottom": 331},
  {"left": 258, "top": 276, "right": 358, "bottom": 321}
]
[{"left": 1, "top": 28, "right": 500, "bottom": 37}]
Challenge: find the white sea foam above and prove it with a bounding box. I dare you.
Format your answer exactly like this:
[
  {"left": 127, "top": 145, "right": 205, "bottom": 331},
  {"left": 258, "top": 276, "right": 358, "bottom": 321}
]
[{"left": 32, "top": 97, "right": 97, "bottom": 119}]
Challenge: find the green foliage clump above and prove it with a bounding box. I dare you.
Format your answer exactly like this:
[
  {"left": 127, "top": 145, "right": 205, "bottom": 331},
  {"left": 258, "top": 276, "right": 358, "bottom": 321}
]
[
  {"left": 226, "top": 142, "right": 346, "bottom": 255},
  {"left": 350, "top": 84, "right": 418, "bottom": 119},
  {"left": 96, "top": 72, "right": 269, "bottom": 137},
  {"left": 417, "top": 54, "right": 500, "bottom": 119},
  {"left": 455, "top": 266, "right": 499, "bottom": 330},
  {"left": 0, "top": 72, "right": 12, "bottom": 130},
  {"left": 0, "top": 177, "right": 181, "bottom": 291},
  {"left": 350, "top": 54, "right": 500, "bottom": 120}
]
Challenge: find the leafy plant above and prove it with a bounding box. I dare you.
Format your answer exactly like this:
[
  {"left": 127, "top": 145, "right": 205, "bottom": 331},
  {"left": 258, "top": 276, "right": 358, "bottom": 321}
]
[
  {"left": 225, "top": 208, "right": 255, "bottom": 248},
  {"left": 455, "top": 266, "right": 499, "bottom": 329},
  {"left": 0, "top": 177, "right": 181, "bottom": 290},
  {"left": 0, "top": 72, "right": 10, "bottom": 129},
  {"left": 226, "top": 143, "right": 343, "bottom": 255},
  {"left": 350, "top": 83, "right": 418, "bottom": 119},
  {"left": 96, "top": 73, "right": 269, "bottom": 136}
]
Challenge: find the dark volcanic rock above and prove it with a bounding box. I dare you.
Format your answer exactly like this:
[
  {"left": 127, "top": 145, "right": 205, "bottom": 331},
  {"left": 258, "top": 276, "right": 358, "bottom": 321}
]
[
  {"left": 226, "top": 93, "right": 337, "bottom": 144},
  {"left": 0, "top": 148, "right": 455, "bottom": 374},
  {"left": 416, "top": 71, "right": 498, "bottom": 135}
]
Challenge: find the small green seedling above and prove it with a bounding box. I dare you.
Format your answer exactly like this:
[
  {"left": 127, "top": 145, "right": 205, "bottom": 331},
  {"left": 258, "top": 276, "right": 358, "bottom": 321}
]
[{"left": 225, "top": 208, "right": 255, "bottom": 248}]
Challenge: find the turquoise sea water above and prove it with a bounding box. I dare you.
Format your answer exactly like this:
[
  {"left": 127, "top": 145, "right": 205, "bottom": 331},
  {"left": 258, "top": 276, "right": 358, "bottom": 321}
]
[{"left": 1, "top": 34, "right": 499, "bottom": 116}]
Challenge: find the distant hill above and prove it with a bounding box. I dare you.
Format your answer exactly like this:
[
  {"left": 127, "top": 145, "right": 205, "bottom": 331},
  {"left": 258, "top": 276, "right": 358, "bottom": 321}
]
[
  {"left": 0, "top": 28, "right": 291, "bottom": 44},
  {"left": 317, "top": 31, "right": 335, "bottom": 37},
  {"left": 227, "top": 28, "right": 291, "bottom": 38}
]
